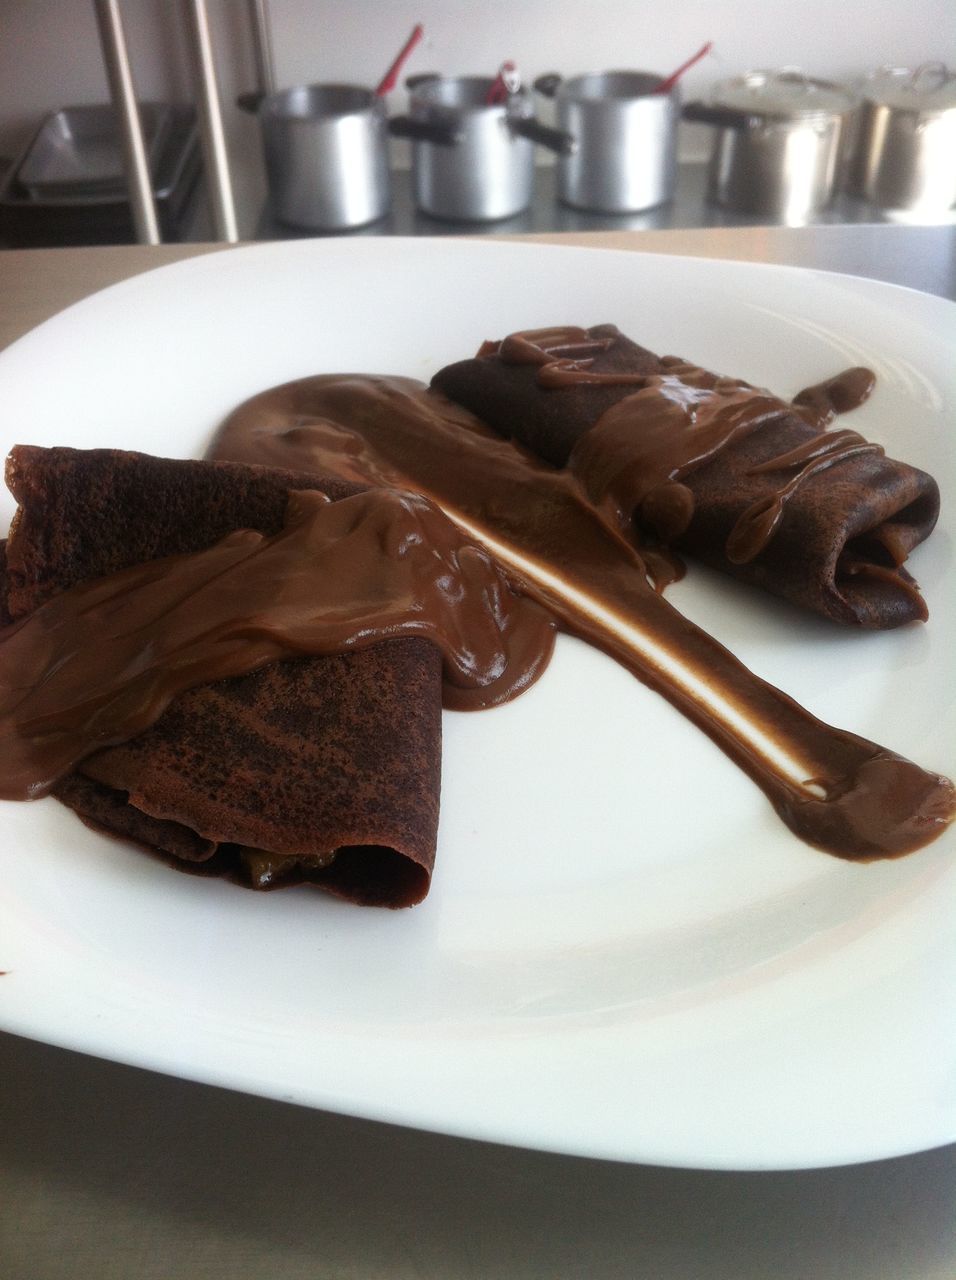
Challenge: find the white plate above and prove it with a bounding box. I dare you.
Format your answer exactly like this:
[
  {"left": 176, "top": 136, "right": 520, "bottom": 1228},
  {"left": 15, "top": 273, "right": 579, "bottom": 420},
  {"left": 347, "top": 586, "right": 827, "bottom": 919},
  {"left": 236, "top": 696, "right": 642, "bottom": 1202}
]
[{"left": 0, "top": 239, "right": 953, "bottom": 1171}]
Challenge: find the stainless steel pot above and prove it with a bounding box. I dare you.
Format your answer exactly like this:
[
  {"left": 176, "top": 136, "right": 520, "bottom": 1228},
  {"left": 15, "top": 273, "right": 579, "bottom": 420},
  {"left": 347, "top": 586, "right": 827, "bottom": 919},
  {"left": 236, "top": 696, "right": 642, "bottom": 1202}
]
[
  {"left": 238, "top": 82, "right": 458, "bottom": 231},
  {"left": 843, "top": 64, "right": 956, "bottom": 213},
  {"left": 535, "top": 70, "right": 679, "bottom": 212},
  {"left": 683, "top": 70, "right": 855, "bottom": 222},
  {"left": 408, "top": 75, "right": 573, "bottom": 222},
  {"left": 242, "top": 83, "right": 391, "bottom": 230}
]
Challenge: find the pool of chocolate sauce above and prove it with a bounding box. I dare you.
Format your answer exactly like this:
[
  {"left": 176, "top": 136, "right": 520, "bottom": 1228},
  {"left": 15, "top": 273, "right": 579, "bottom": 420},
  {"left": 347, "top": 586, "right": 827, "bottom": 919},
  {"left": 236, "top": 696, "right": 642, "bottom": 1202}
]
[
  {"left": 207, "top": 367, "right": 954, "bottom": 860},
  {"left": 0, "top": 345, "right": 951, "bottom": 863}
]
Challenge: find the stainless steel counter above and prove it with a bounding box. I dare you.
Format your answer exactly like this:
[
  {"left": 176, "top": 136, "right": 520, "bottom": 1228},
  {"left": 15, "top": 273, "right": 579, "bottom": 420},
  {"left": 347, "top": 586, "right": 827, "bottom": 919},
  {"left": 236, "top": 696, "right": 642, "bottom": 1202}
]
[
  {"left": 0, "top": 226, "right": 954, "bottom": 1280},
  {"left": 256, "top": 161, "right": 956, "bottom": 238},
  {"left": 250, "top": 165, "right": 956, "bottom": 304}
]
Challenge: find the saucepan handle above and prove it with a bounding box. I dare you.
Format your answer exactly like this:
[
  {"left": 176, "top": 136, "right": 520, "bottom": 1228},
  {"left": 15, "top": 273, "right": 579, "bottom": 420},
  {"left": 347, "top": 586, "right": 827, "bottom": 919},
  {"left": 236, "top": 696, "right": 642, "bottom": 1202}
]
[
  {"left": 681, "top": 101, "right": 756, "bottom": 130},
  {"left": 532, "top": 73, "right": 563, "bottom": 99},
  {"left": 388, "top": 115, "right": 462, "bottom": 146},
  {"left": 509, "top": 116, "right": 576, "bottom": 155}
]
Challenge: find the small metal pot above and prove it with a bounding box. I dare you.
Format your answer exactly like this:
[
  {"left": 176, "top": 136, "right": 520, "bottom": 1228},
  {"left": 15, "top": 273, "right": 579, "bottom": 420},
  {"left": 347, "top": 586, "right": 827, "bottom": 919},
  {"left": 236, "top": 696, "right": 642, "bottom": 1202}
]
[
  {"left": 535, "top": 70, "right": 679, "bottom": 213},
  {"left": 407, "top": 75, "right": 573, "bottom": 222},
  {"left": 683, "top": 70, "right": 855, "bottom": 222},
  {"left": 240, "top": 83, "right": 391, "bottom": 230},
  {"left": 238, "top": 83, "right": 459, "bottom": 231},
  {"left": 843, "top": 64, "right": 956, "bottom": 213}
]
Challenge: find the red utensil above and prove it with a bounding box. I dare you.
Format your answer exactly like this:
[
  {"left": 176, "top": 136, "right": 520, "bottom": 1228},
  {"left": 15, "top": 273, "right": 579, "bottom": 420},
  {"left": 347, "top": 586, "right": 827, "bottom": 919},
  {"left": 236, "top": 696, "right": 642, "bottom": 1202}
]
[
  {"left": 655, "top": 41, "right": 713, "bottom": 95},
  {"left": 486, "top": 60, "right": 519, "bottom": 105},
  {"left": 375, "top": 23, "right": 425, "bottom": 97}
]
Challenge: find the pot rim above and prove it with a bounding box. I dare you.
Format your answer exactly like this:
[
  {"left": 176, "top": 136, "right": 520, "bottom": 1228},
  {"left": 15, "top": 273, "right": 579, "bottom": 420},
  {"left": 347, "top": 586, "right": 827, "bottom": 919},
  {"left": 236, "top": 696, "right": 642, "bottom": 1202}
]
[
  {"left": 711, "top": 69, "right": 854, "bottom": 123},
  {"left": 260, "top": 83, "right": 382, "bottom": 123},
  {"left": 409, "top": 75, "right": 532, "bottom": 117}
]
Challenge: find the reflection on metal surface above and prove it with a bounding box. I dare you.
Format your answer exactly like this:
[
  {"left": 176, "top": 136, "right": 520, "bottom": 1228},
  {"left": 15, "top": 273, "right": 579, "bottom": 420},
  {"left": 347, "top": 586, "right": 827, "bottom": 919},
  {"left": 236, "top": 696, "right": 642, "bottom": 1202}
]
[
  {"left": 92, "top": 0, "right": 161, "bottom": 245},
  {"left": 182, "top": 0, "right": 239, "bottom": 243}
]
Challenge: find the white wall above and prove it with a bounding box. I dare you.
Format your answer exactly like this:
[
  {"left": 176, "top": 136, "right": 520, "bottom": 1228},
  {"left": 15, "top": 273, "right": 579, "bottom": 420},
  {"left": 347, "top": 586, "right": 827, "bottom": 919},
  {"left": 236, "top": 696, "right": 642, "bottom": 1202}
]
[{"left": 1, "top": 0, "right": 952, "bottom": 234}]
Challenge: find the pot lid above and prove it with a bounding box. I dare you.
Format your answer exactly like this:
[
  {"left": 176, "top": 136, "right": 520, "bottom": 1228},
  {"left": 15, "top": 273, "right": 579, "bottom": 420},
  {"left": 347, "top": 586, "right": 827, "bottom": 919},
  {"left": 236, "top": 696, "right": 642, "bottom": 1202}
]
[
  {"left": 712, "top": 69, "right": 854, "bottom": 119},
  {"left": 861, "top": 63, "right": 956, "bottom": 112}
]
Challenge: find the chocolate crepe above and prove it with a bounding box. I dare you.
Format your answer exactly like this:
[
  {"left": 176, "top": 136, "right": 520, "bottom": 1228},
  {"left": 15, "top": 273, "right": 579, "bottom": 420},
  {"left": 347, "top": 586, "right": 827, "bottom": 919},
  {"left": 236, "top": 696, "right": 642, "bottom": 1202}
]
[
  {"left": 3, "top": 445, "right": 443, "bottom": 906},
  {"left": 432, "top": 325, "right": 941, "bottom": 628}
]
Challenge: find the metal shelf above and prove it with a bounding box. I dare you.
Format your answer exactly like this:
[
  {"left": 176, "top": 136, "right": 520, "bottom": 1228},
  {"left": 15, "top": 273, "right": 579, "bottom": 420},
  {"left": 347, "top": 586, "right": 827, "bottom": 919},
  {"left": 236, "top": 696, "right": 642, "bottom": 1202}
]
[{"left": 253, "top": 162, "right": 952, "bottom": 241}]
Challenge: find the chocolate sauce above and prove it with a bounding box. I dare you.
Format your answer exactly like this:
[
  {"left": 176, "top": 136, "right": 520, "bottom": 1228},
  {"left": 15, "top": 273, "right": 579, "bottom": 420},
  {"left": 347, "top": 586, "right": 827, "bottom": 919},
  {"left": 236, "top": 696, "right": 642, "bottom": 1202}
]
[
  {"left": 0, "top": 487, "right": 555, "bottom": 802},
  {"left": 566, "top": 366, "right": 787, "bottom": 556},
  {"left": 489, "top": 331, "right": 885, "bottom": 572},
  {"left": 793, "top": 366, "right": 877, "bottom": 426},
  {"left": 208, "top": 374, "right": 954, "bottom": 860},
  {"left": 494, "top": 329, "right": 615, "bottom": 367},
  {"left": 538, "top": 362, "right": 649, "bottom": 390},
  {"left": 570, "top": 363, "right": 880, "bottom": 565},
  {"left": 727, "top": 430, "right": 883, "bottom": 564}
]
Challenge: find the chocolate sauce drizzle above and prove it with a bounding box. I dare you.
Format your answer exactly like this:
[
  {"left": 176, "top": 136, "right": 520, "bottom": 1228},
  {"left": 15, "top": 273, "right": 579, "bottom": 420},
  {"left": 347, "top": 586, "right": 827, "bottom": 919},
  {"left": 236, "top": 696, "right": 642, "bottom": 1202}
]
[
  {"left": 207, "top": 372, "right": 955, "bottom": 861},
  {"left": 0, "top": 487, "right": 555, "bottom": 801},
  {"left": 491, "top": 328, "right": 882, "bottom": 572},
  {"left": 0, "top": 339, "right": 951, "bottom": 862}
]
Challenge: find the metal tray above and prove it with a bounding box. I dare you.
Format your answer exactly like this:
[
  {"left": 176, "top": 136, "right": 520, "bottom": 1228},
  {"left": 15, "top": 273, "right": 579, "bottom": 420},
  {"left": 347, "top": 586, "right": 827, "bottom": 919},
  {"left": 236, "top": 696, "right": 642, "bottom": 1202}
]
[
  {"left": 0, "top": 106, "right": 200, "bottom": 246},
  {"left": 15, "top": 104, "right": 173, "bottom": 200}
]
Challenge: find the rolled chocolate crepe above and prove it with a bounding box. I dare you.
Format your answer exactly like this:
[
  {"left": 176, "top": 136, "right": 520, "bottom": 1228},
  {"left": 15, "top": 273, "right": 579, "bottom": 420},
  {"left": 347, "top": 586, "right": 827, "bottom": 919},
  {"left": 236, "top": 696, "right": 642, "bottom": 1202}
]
[
  {"left": 432, "top": 324, "right": 940, "bottom": 628},
  {"left": 3, "top": 445, "right": 442, "bottom": 906}
]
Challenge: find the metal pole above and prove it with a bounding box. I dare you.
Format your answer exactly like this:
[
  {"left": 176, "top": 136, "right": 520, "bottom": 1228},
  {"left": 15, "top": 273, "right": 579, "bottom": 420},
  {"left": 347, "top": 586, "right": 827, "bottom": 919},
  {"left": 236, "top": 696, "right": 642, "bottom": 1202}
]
[
  {"left": 92, "top": 0, "right": 161, "bottom": 245},
  {"left": 181, "top": 0, "right": 240, "bottom": 243},
  {"left": 247, "top": 0, "right": 276, "bottom": 97}
]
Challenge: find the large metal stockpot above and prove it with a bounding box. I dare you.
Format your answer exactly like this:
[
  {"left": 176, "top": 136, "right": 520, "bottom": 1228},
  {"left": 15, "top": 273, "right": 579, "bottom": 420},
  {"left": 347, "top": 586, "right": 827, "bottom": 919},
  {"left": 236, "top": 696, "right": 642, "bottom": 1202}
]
[
  {"left": 683, "top": 70, "right": 855, "bottom": 222},
  {"left": 844, "top": 64, "right": 956, "bottom": 213}
]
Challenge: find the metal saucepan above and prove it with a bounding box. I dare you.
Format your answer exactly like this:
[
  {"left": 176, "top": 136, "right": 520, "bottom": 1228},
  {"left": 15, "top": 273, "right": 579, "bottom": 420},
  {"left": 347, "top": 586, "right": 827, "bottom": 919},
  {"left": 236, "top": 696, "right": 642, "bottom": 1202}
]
[
  {"left": 238, "top": 84, "right": 459, "bottom": 231},
  {"left": 843, "top": 63, "right": 956, "bottom": 212},
  {"left": 535, "top": 70, "right": 680, "bottom": 213},
  {"left": 406, "top": 74, "right": 574, "bottom": 222},
  {"left": 683, "top": 69, "right": 855, "bottom": 222}
]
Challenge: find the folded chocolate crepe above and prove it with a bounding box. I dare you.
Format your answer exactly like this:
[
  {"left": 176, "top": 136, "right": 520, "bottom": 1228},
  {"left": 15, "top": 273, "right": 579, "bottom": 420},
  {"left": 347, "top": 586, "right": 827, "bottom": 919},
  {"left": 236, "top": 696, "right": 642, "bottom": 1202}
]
[
  {"left": 432, "top": 324, "right": 941, "bottom": 628},
  {"left": 2, "top": 445, "right": 442, "bottom": 906}
]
